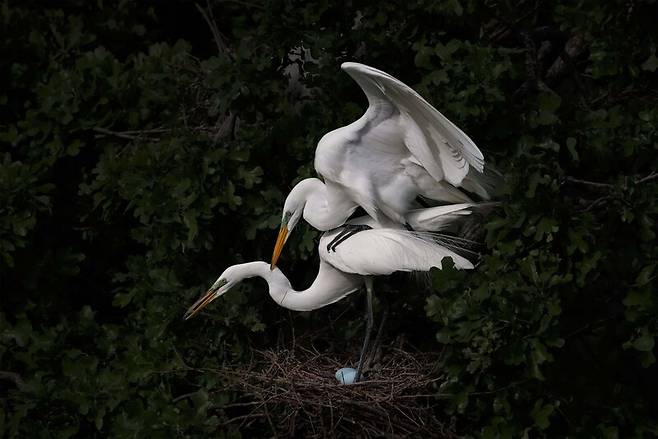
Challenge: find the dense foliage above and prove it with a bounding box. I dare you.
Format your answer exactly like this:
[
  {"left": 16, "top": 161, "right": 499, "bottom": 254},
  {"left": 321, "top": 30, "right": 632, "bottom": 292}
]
[{"left": 2, "top": 0, "right": 657, "bottom": 436}]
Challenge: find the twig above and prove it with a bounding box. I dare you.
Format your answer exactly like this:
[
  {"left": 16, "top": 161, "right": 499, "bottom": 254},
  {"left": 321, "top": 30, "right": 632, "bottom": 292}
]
[
  {"left": 172, "top": 391, "right": 198, "bottom": 403},
  {"left": 116, "top": 128, "right": 169, "bottom": 134},
  {"left": 581, "top": 196, "right": 611, "bottom": 213},
  {"left": 196, "top": 2, "right": 230, "bottom": 57},
  {"left": 219, "top": 0, "right": 265, "bottom": 8},
  {"left": 468, "top": 379, "right": 530, "bottom": 396},
  {"left": 263, "top": 403, "right": 278, "bottom": 438},
  {"left": 567, "top": 316, "right": 617, "bottom": 339},
  {"left": 564, "top": 176, "right": 615, "bottom": 189},
  {"left": 93, "top": 127, "right": 139, "bottom": 140},
  {"left": 566, "top": 172, "right": 658, "bottom": 191},
  {"left": 636, "top": 171, "right": 658, "bottom": 184},
  {"left": 223, "top": 400, "right": 263, "bottom": 408},
  {"left": 226, "top": 412, "right": 265, "bottom": 424},
  {"left": 213, "top": 112, "right": 236, "bottom": 145},
  {"left": 93, "top": 127, "right": 168, "bottom": 140}
]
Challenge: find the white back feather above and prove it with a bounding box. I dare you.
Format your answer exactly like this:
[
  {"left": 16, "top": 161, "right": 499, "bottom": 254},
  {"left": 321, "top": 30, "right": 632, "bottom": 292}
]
[{"left": 320, "top": 228, "right": 474, "bottom": 276}]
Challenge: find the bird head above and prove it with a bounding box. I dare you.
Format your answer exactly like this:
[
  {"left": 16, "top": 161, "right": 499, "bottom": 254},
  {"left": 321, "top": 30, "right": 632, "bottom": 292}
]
[{"left": 183, "top": 269, "right": 237, "bottom": 320}]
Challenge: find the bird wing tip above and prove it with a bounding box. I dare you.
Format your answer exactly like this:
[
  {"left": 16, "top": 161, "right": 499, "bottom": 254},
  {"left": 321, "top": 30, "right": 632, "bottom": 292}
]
[
  {"left": 340, "top": 61, "right": 358, "bottom": 71},
  {"left": 341, "top": 62, "right": 369, "bottom": 75},
  {"left": 341, "top": 62, "right": 384, "bottom": 77}
]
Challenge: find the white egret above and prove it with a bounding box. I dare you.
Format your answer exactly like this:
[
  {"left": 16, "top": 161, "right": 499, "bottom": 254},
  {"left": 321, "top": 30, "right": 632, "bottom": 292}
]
[
  {"left": 185, "top": 204, "right": 475, "bottom": 381},
  {"left": 271, "top": 62, "right": 497, "bottom": 267}
]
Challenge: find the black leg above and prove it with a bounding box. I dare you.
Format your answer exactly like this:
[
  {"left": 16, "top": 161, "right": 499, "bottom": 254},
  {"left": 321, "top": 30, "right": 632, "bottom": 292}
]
[
  {"left": 363, "top": 300, "right": 388, "bottom": 372},
  {"left": 355, "top": 278, "right": 374, "bottom": 382}
]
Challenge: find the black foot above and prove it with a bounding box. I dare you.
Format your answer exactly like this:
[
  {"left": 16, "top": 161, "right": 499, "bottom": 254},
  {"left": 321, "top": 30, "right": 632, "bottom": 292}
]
[
  {"left": 326, "top": 227, "right": 352, "bottom": 252},
  {"left": 326, "top": 224, "right": 372, "bottom": 252}
]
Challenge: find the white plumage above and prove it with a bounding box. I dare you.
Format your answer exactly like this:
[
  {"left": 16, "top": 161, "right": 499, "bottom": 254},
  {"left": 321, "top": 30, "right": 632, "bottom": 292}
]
[
  {"left": 184, "top": 206, "right": 474, "bottom": 317},
  {"left": 271, "top": 62, "right": 494, "bottom": 267},
  {"left": 185, "top": 62, "right": 497, "bottom": 382},
  {"left": 319, "top": 212, "right": 473, "bottom": 277}
]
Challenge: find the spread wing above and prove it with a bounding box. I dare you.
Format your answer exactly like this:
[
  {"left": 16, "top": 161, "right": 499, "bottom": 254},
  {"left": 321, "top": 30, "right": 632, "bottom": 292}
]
[
  {"left": 341, "top": 62, "right": 485, "bottom": 186},
  {"left": 320, "top": 227, "right": 474, "bottom": 276}
]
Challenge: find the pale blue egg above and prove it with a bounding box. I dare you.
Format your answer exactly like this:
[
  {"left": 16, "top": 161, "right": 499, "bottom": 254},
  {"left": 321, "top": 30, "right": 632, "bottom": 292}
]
[{"left": 335, "top": 367, "right": 358, "bottom": 385}]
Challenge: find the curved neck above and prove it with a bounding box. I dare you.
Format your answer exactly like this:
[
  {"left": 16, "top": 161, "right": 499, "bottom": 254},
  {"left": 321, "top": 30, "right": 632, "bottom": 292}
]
[
  {"left": 295, "top": 178, "right": 356, "bottom": 230},
  {"left": 231, "top": 261, "right": 360, "bottom": 312}
]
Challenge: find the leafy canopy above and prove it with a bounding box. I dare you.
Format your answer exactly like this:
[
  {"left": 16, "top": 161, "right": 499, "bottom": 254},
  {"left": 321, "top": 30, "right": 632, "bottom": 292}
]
[{"left": 1, "top": 0, "right": 657, "bottom": 437}]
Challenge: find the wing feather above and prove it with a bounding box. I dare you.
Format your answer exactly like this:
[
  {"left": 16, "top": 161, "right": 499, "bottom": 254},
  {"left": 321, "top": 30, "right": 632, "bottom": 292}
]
[
  {"left": 320, "top": 228, "right": 474, "bottom": 276},
  {"left": 341, "top": 62, "right": 485, "bottom": 186}
]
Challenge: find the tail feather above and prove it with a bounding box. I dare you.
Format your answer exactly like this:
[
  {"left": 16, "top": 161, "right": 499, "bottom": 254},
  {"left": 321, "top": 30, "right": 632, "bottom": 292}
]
[
  {"left": 458, "top": 201, "right": 502, "bottom": 241},
  {"left": 406, "top": 203, "right": 473, "bottom": 231},
  {"left": 420, "top": 180, "right": 474, "bottom": 204},
  {"left": 461, "top": 165, "right": 504, "bottom": 200},
  {"left": 405, "top": 200, "right": 503, "bottom": 264},
  {"left": 410, "top": 230, "right": 482, "bottom": 258}
]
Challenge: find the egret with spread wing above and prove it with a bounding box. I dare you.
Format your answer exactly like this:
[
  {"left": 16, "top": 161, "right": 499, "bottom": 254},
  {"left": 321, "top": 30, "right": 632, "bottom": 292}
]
[
  {"left": 185, "top": 204, "right": 475, "bottom": 381},
  {"left": 271, "top": 62, "right": 497, "bottom": 267}
]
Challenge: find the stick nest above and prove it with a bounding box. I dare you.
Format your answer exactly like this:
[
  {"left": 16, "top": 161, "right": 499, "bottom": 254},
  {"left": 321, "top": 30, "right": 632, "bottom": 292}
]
[{"left": 215, "top": 341, "right": 456, "bottom": 438}]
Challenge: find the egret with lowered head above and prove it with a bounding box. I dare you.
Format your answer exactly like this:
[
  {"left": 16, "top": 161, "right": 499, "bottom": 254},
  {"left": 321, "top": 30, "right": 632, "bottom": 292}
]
[{"left": 185, "top": 204, "right": 475, "bottom": 381}]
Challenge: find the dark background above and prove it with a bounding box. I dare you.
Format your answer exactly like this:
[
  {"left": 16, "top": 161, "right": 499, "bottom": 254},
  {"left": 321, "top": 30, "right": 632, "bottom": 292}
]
[{"left": 1, "top": 0, "right": 657, "bottom": 436}]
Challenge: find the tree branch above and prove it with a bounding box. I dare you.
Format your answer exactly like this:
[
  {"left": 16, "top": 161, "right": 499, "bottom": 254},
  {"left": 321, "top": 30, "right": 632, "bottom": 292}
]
[
  {"left": 93, "top": 127, "right": 168, "bottom": 140},
  {"left": 636, "top": 172, "right": 658, "bottom": 184},
  {"left": 218, "top": 0, "right": 264, "bottom": 9},
  {"left": 172, "top": 391, "right": 198, "bottom": 403},
  {"left": 564, "top": 176, "right": 615, "bottom": 189},
  {"left": 196, "top": 2, "right": 231, "bottom": 57},
  {"left": 565, "top": 172, "right": 658, "bottom": 191}
]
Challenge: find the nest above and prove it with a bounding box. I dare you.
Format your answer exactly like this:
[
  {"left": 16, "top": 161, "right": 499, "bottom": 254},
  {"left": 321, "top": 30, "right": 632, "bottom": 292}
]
[{"left": 213, "top": 340, "right": 457, "bottom": 438}]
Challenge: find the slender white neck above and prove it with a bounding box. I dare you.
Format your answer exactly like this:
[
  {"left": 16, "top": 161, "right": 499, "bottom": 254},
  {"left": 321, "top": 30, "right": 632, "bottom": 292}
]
[
  {"left": 295, "top": 179, "right": 355, "bottom": 230},
  {"left": 228, "top": 261, "right": 360, "bottom": 312}
]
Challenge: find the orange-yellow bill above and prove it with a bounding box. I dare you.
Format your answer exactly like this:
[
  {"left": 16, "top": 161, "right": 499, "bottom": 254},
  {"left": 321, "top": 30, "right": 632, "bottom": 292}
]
[
  {"left": 270, "top": 225, "right": 289, "bottom": 270},
  {"left": 183, "top": 288, "right": 218, "bottom": 320}
]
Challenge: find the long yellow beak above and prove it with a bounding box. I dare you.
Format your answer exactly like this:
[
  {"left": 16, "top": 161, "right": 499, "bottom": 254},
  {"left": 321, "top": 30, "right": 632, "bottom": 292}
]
[
  {"left": 270, "top": 225, "right": 289, "bottom": 270},
  {"left": 183, "top": 288, "right": 218, "bottom": 320}
]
